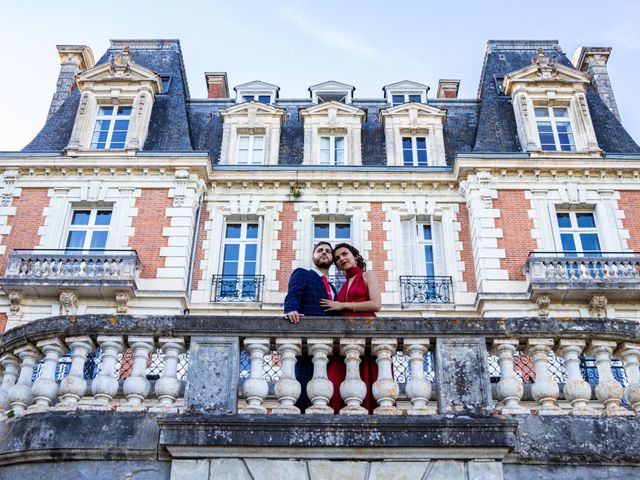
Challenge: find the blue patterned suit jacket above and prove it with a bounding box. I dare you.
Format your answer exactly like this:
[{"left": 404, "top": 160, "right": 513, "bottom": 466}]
[{"left": 284, "top": 268, "right": 336, "bottom": 316}]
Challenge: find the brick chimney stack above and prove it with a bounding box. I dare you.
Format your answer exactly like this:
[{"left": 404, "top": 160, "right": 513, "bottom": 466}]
[
  {"left": 47, "top": 45, "right": 95, "bottom": 120},
  {"left": 572, "top": 47, "right": 620, "bottom": 121},
  {"left": 205, "top": 72, "right": 229, "bottom": 99},
  {"left": 437, "top": 79, "right": 460, "bottom": 99}
]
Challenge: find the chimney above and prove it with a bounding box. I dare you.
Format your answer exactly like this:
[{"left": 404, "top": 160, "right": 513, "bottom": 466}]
[
  {"left": 572, "top": 47, "right": 620, "bottom": 121},
  {"left": 47, "top": 45, "right": 95, "bottom": 120},
  {"left": 437, "top": 79, "right": 460, "bottom": 99},
  {"left": 205, "top": 72, "right": 229, "bottom": 98}
]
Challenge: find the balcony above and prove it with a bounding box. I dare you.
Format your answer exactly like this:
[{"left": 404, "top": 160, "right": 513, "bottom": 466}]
[
  {"left": 400, "top": 275, "right": 453, "bottom": 305},
  {"left": 0, "top": 249, "right": 139, "bottom": 299},
  {"left": 525, "top": 251, "right": 640, "bottom": 301},
  {"left": 211, "top": 274, "right": 265, "bottom": 302}
]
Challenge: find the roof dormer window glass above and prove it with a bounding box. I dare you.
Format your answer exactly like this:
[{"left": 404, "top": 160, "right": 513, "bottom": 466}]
[
  {"left": 402, "top": 137, "right": 428, "bottom": 166},
  {"left": 317, "top": 92, "right": 348, "bottom": 104},
  {"left": 242, "top": 95, "right": 272, "bottom": 104},
  {"left": 535, "top": 107, "right": 576, "bottom": 152},
  {"left": 392, "top": 94, "right": 422, "bottom": 106},
  {"left": 320, "top": 136, "right": 346, "bottom": 165},
  {"left": 237, "top": 135, "right": 265, "bottom": 165},
  {"left": 90, "top": 106, "right": 131, "bottom": 150}
]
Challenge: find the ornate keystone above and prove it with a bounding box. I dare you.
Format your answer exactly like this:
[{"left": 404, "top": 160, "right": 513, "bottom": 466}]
[
  {"left": 589, "top": 295, "right": 608, "bottom": 319},
  {"left": 536, "top": 295, "right": 551, "bottom": 317},
  {"left": 115, "top": 291, "right": 130, "bottom": 314},
  {"left": 59, "top": 290, "right": 78, "bottom": 315},
  {"left": 8, "top": 291, "right": 22, "bottom": 315}
]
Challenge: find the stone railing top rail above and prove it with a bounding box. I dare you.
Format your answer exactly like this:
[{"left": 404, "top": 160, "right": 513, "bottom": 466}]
[
  {"left": 526, "top": 251, "right": 640, "bottom": 261},
  {"left": 8, "top": 248, "right": 140, "bottom": 260},
  {"left": 1, "top": 314, "right": 639, "bottom": 354}
]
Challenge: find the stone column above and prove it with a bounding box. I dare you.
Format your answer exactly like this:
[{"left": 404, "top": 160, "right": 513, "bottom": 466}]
[
  {"left": 29, "top": 338, "right": 67, "bottom": 411},
  {"left": 119, "top": 337, "right": 155, "bottom": 411},
  {"left": 150, "top": 338, "right": 186, "bottom": 413},
  {"left": 372, "top": 338, "right": 400, "bottom": 415},
  {"left": 339, "top": 338, "right": 367, "bottom": 415},
  {"left": 239, "top": 338, "right": 270, "bottom": 414},
  {"left": 306, "top": 338, "right": 334, "bottom": 415},
  {"left": 273, "top": 338, "right": 302, "bottom": 414},
  {"left": 526, "top": 339, "right": 564, "bottom": 415},
  {"left": 557, "top": 339, "right": 597, "bottom": 416},
  {"left": 57, "top": 336, "right": 94, "bottom": 409},
  {"left": 588, "top": 340, "right": 632, "bottom": 416},
  {"left": 0, "top": 354, "right": 20, "bottom": 414},
  {"left": 9, "top": 345, "right": 42, "bottom": 415},
  {"left": 616, "top": 343, "right": 640, "bottom": 414},
  {"left": 403, "top": 339, "right": 432, "bottom": 415},
  {"left": 492, "top": 339, "right": 528, "bottom": 415},
  {"left": 89, "top": 336, "right": 125, "bottom": 409}
]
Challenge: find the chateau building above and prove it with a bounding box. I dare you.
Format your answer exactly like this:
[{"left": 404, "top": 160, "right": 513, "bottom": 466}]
[{"left": 0, "top": 39, "right": 638, "bottom": 479}]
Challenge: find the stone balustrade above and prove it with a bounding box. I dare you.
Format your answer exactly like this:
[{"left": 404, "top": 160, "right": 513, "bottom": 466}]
[{"left": 0, "top": 315, "right": 638, "bottom": 418}]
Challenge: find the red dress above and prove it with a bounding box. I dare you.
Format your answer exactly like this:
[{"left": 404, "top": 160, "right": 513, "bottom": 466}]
[{"left": 327, "top": 266, "right": 378, "bottom": 413}]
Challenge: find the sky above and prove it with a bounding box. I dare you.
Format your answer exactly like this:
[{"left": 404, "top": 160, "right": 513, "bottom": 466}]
[{"left": 0, "top": 0, "right": 639, "bottom": 151}]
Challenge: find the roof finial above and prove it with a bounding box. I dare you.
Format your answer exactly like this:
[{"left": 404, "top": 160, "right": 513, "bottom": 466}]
[{"left": 113, "top": 45, "right": 133, "bottom": 68}]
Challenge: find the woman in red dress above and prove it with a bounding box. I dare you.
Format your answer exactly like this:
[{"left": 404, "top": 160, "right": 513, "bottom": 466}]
[{"left": 320, "top": 243, "right": 381, "bottom": 413}]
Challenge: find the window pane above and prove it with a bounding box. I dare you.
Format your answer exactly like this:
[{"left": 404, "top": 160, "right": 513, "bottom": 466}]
[
  {"left": 335, "top": 137, "right": 344, "bottom": 149},
  {"left": 320, "top": 137, "right": 330, "bottom": 148},
  {"left": 534, "top": 108, "right": 548, "bottom": 117},
  {"left": 402, "top": 137, "right": 412, "bottom": 149},
  {"left": 89, "top": 231, "right": 108, "bottom": 249},
  {"left": 110, "top": 142, "right": 125, "bottom": 149},
  {"left": 314, "top": 224, "right": 329, "bottom": 238},
  {"left": 246, "top": 224, "right": 259, "bottom": 239},
  {"left": 537, "top": 122, "right": 553, "bottom": 132},
  {"left": 95, "top": 211, "right": 112, "bottom": 225},
  {"left": 252, "top": 136, "right": 264, "bottom": 148},
  {"left": 242, "top": 261, "right": 257, "bottom": 276},
  {"left": 335, "top": 148, "right": 344, "bottom": 165},
  {"left": 392, "top": 95, "right": 404, "bottom": 105},
  {"left": 113, "top": 119, "right": 129, "bottom": 130},
  {"left": 238, "top": 136, "right": 250, "bottom": 148},
  {"left": 223, "top": 244, "right": 240, "bottom": 261},
  {"left": 556, "top": 213, "right": 571, "bottom": 228},
  {"left": 242, "top": 95, "right": 254, "bottom": 102},
  {"left": 98, "top": 106, "right": 113, "bottom": 115},
  {"left": 422, "top": 225, "right": 432, "bottom": 240},
  {"left": 403, "top": 148, "right": 413, "bottom": 166},
  {"left": 225, "top": 224, "right": 242, "bottom": 239},
  {"left": 416, "top": 137, "right": 427, "bottom": 149},
  {"left": 424, "top": 245, "right": 435, "bottom": 277},
  {"left": 111, "top": 131, "right": 127, "bottom": 143},
  {"left": 161, "top": 76, "right": 171, "bottom": 92},
  {"left": 245, "top": 244, "right": 257, "bottom": 261},
  {"left": 95, "top": 119, "right": 111, "bottom": 130},
  {"left": 71, "top": 211, "right": 91, "bottom": 225},
  {"left": 335, "top": 224, "right": 351, "bottom": 239},
  {"left": 560, "top": 233, "right": 576, "bottom": 252},
  {"left": 581, "top": 233, "right": 601, "bottom": 252},
  {"left": 117, "top": 107, "right": 132, "bottom": 116},
  {"left": 222, "top": 261, "right": 238, "bottom": 276},
  {"left": 66, "top": 231, "right": 86, "bottom": 249},
  {"left": 417, "top": 149, "right": 428, "bottom": 166},
  {"left": 237, "top": 149, "right": 249, "bottom": 164},
  {"left": 576, "top": 213, "right": 595, "bottom": 228},
  {"left": 258, "top": 95, "right": 271, "bottom": 104},
  {"left": 408, "top": 94, "right": 421, "bottom": 103},
  {"left": 553, "top": 108, "right": 569, "bottom": 118}
]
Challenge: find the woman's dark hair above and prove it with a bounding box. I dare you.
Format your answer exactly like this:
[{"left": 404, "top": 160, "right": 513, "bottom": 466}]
[{"left": 333, "top": 243, "right": 366, "bottom": 270}]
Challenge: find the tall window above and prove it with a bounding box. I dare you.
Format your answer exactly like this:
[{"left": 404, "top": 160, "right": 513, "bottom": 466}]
[
  {"left": 535, "top": 107, "right": 576, "bottom": 152},
  {"left": 402, "top": 137, "right": 428, "bottom": 166},
  {"left": 401, "top": 219, "right": 444, "bottom": 277},
  {"left": 556, "top": 211, "right": 601, "bottom": 255},
  {"left": 320, "top": 136, "right": 346, "bottom": 165},
  {"left": 392, "top": 94, "right": 422, "bottom": 106},
  {"left": 218, "top": 222, "right": 261, "bottom": 300},
  {"left": 314, "top": 221, "right": 351, "bottom": 279},
  {"left": 90, "top": 106, "right": 131, "bottom": 149},
  {"left": 65, "top": 209, "right": 112, "bottom": 251},
  {"left": 237, "top": 135, "right": 265, "bottom": 164}
]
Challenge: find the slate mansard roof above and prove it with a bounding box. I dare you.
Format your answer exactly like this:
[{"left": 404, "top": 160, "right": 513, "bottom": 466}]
[{"left": 23, "top": 39, "right": 640, "bottom": 161}]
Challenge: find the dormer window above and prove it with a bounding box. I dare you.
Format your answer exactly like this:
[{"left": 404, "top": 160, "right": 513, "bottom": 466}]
[
  {"left": 90, "top": 106, "right": 131, "bottom": 150},
  {"left": 234, "top": 81, "right": 279, "bottom": 105},
  {"left": 237, "top": 134, "right": 265, "bottom": 164},
  {"left": 392, "top": 94, "right": 422, "bottom": 106},
  {"left": 159, "top": 75, "right": 172, "bottom": 94},
  {"left": 383, "top": 81, "right": 429, "bottom": 105},
  {"left": 535, "top": 107, "right": 576, "bottom": 152},
  {"left": 242, "top": 95, "right": 272, "bottom": 104},
  {"left": 320, "top": 136, "right": 346, "bottom": 165},
  {"left": 402, "top": 137, "right": 428, "bottom": 166},
  {"left": 309, "top": 81, "right": 355, "bottom": 104}
]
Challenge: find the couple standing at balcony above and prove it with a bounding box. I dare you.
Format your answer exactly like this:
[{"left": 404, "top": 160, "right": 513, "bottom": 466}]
[{"left": 284, "top": 241, "right": 381, "bottom": 413}]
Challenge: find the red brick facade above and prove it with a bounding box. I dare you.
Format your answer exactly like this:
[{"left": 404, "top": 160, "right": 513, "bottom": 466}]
[
  {"left": 0, "top": 313, "right": 7, "bottom": 335},
  {"left": 275, "top": 202, "right": 296, "bottom": 291},
  {"left": 619, "top": 191, "right": 640, "bottom": 250},
  {"left": 368, "top": 203, "right": 388, "bottom": 289},
  {"left": 0, "top": 188, "right": 49, "bottom": 275},
  {"left": 494, "top": 190, "right": 536, "bottom": 281},
  {"left": 128, "top": 189, "right": 171, "bottom": 279},
  {"left": 457, "top": 204, "right": 477, "bottom": 292},
  {"left": 191, "top": 203, "right": 210, "bottom": 287}
]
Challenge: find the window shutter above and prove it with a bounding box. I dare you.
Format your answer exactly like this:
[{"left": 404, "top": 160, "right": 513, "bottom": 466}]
[
  {"left": 432, "top": 219, "right": 446, "bottom": 276},
  {"left": 401, "top": 219, "right": 418, "bottom": 276}
]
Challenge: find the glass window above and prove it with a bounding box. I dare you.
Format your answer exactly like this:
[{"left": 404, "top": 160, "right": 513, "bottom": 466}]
[
  {"left": 237, "top": 135, "right": 265, "bottom": 165},
  {"left": 535, "top": 107, "right": 576, "bottom": 152},
  {"left": 402, "top": 137, "right": 428, "bottom": 166},
  {"left": 257, "top": 95, "right": 271, "bottom": 104},
  {"left": 219, "top": 222, "right": 261, "bottom": 300},
  {"left": 160, "top": 75, "right": 171, "bottom": 94},
  {"left": 319, "top": 136, "right": 346, "bottom": 165},
  {"left": 556, "top": 211, "right": 601, "bottom": 255},
  {"left": 391, "top": 93, "right": 422, "bottom": 105},
  {"left": 90, "top": 105, "right": 131, "bottom": 150},
  {"left": 65, "top": 208, "right": 112, "bottom": 252}
]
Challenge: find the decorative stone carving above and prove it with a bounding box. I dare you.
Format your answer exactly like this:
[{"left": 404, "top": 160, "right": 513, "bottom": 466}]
[
  {"left": 8, "top": 291, "right": 23, "bottom": 315},
  {"left": 589, "top": 295, "right": 608, "bottom": 318},
  {"left": 113, "top": 46, "right": 133, "bottom": 71},
  {"left": 1, "top": 170, "right": 18, "bottom": 207},
  {"left": 532, "top": 48, "right": 558, "bottom": 78},
  {"left": 115, "top": 291, "right": 130, "bottom": 314},
  {"left": 59, "top": 290, "right": 78, "bottom": 315},
  {"left": 536, "top": 295, "right": 551, "bottom": 317},
  {"left": 173, "top": 169, "right": 190, "bottom": 206},
  {"left": 306, "top": 338, "right": 334, "bottom": 415}
]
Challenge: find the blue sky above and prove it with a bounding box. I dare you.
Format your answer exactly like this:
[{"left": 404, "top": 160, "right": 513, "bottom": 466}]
[{"left": 1, "top": 0, "right": 639, "bottom": 150}]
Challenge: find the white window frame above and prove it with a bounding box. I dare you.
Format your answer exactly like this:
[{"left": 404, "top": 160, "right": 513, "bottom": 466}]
[
  {"left": 219, "top": 220, "right": 262, "bottom": 277},
  {"left": 534, "top": 106, "right": 576, "bottom": 152},
  {"left": 390, "top": 93, "right": 424, "bottom": 106},
  {"left": 554, "top": 210, "right": 601, "bottom": 255},
  {"left": 236, "top": 135, "right": 265, "bottom": 165},
  {"left": 319, "top": 136, "right": 347, "bottom": 165},
  {"left": 64, "top": 208, "right": 113, "bottom": 251},
  {"left": 240, "top": 94, "right": 273, "bottom": 104},
  {"left": 402, "top": 136, "right": 429, "bottom": 166},
  {"left": 401, "top": 217, "right": 445, "bottom": 277},
  {"left": 90, "top": 105, "right": 132, "bottom": 150}
]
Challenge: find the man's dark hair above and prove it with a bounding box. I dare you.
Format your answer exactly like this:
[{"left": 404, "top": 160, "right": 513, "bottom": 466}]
[{"left": 313, "top": 241, "right": 333, "bottom": 254}]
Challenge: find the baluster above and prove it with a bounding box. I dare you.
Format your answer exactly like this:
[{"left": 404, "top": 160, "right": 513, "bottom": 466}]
[
  {"left": 339, "top": 338, "right": 367, "bottom": 415},
  {"left": 372, "top": 338, "right": 400, "bottom": 415},
  {"left": 29, "top": 338, "right": 67, "bottom": 412},
  {"left": 40, "top": 259, "right": 51, "bottom": 278},
  {"left": 89, "top": 336, "right": 125, "bottom": 409},
  {"left": 616, "top": 343, "right": 640, "bottom": 414},
  {"left": 0, "top": 354, "right": 19, "bottom": 414},
  {"left": 305, "top": 338, "right": 334, "bottom": 415},
  {"left": 32, "top": 260, "right": 42, "bottom": 276},
  {"left": 492, "top": 339, "right": 528, "bottom": 415},
  {"left": 609, "top": 262, "right": 619, "bottom": 280},
  {"left": 602, "top": 261, "right": 612, "bottom": 280},
  {"left": 8, "top": 345, "right": 42, "bottom": 416},
  {"left": 562, "top": 261, "right": 573, "bottom": 281},
  {"left": 588, "top": 340, "right": 633, "bottom": 416},
  {"left": 557, "top": 340, "right": 597, "bottom": 416},
  {"left": 273, "top": 338, "right": 302, "bottom": 414},
  {"left": 56, "top": 336, "right": 95, "bottom": 409},
  {"left": 579, "top": 262, "right": 590, "bottom": 280},
  {"left": 239, "top": 338, "right": 270, "bottom": 414},
  {"left": 119, "top": 337, "right": 155, "bottom": 410},
  {"left": 404, "top": 339, "right": 433, "bottom": 415},
  {"left": 526, "top": 339, "right": 565, "bottom": 415},
  {"left": 111, "top": 259, "right": 120, "bottom": 277},
  {"left": 19, "top": 258, "right": 29, "bottom": 275},
  {"left": 150, "top": 338, "right": 186, "bottom": 413}
]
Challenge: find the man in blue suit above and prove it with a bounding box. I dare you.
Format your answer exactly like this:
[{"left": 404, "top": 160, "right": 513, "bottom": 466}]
[{"left": 284, "top": 241, "right": 336, "bottom": 411}]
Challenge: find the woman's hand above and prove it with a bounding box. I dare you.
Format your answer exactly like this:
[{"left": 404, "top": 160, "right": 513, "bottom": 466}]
[{"left": 320, "top": 299, "right": 346, "bottom": 313}]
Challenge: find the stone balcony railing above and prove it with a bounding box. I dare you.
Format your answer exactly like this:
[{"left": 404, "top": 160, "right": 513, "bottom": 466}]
[
  {"left": 525, "top": 251, "right": 640, "bottom": 301},
  {"left": 0, "top": 249, "right": 140, "bottom": 304}
]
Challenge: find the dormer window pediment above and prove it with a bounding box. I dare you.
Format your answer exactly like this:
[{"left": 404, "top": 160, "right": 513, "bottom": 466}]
[
  {"left": 309, "top": 81, "right": 355, "bottom": 104},
  {"left": 234, "top": 80, "right": 280, "bottom": 104},
  {"left": 383, "top": 80, "right": 429, "bottom": 105}
]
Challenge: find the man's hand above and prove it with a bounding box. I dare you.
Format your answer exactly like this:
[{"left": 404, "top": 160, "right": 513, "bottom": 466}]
[
  {"left": 284, "top": 311, "right": 304, "bottom": 324},
  {"left": 320, "top": 299, "right": 345, "bottom": 313}
]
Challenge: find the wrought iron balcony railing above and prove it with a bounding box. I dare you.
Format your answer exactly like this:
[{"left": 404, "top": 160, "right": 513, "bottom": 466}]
[
  {"left": 211, "top": 274, "right": 265, "bottom": 302},
  {"left": 399, "top": 275, "right": 453, "bottom": 305}
]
